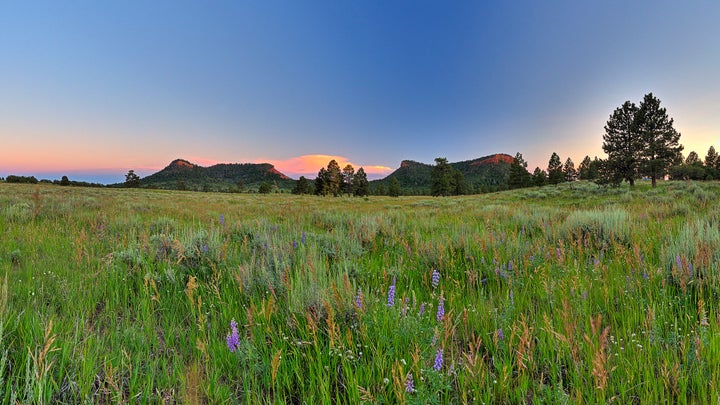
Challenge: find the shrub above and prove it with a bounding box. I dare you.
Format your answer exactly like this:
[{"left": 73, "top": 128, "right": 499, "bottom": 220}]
[{"left": 558, "top": 208, "right": 631, "bottom": 248}]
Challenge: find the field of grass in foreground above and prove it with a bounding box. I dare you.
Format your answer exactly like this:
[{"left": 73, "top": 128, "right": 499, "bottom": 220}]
[{"left": 1, "top": 180, "right": 720, "bottom": 403}]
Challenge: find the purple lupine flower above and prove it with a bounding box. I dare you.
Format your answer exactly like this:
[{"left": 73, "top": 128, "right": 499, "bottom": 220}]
[
  {"left": 418, "top": 302, "right": 426, "bottom": 316},
  {"left": 509, "top": 291, "right": 514, "bottom": 304},
  {"left": 202, "top": 244, "right": 208, "bottom": 253},
  {"left": 387, "top": 277, "right": 397, "bottom": 307},
  {"left": 497, "top": 328, "right": 505, "bottom": 340},
  {"left": 676, "top": 255, "right": 682, "bottom": 269},
  {"left": 433, "top": 348, "right": 443, "bottom": 371},
  {"left": 593, "top": 256, "right": 600, "bottom": 266},
  {"left": 436, "top": 295, "right": 445, "bottom": 322},
  {"left": 292, "top": 240, "right": 297, "bottom": 249},
  {"left": 219, "top": 214, "right": 225, "bottom": 227},
  {"left": 405, "top": 373, "right": 415, "bottom": 393},
  {"left": 301, "top": 232, "right": 306, "bottom": 245},
  {"left": 226, "top": 319, "right": 240, "bottom": 352},
  {"left": 643, "top": 271, "right": 649, "bottom": 280},
  {"left": 431, "top": 269, "right": 441, "bottom": 289},
  {"left": 355, "top": 288, "right": 363, "bottom": 309},
  {"left": 507, "top": 261, "right": 513, "bottom": 272}
]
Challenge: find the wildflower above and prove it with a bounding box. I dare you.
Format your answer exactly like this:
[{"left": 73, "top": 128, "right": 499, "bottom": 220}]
[
  {"left": 418, "top": 302, "right": 425, "bottom": 316},
  {"left": 643, "top": 271, "right": 649, "bottom": 280},
  {"left": 431, "top": 269, "right": 441, "bottom": 289},
  {"left": 226, "top": 319, "right": 240, "bottom": 352},
  {"left": 436, "top": 295, "right": 444, "bottom": 322},
  {"left": 676, "top": 255, "right": 682, "bottom": 269},
  {"left": 219, "top": 214, "right": 225, "bottom": 227},
  {"left": 433, "top": 348, "right": 443, "bottom": 371},
  {"left": 301, "top": 232, "right": 307, "bottom": 245},
  {"left": 292, "top": 240, "right": 297, "bottom": 249},
  {"left": 405, "top": 373, "right": 415, "bottom": 393},
  {"left": 387, "top": 277, "right": 396, "bottom": 307},
  {"left": 401, "top": 297, "right": 409, "bottom": 317},
  {"left": 355, "top": 288, "right": 363, "bottom": 309},
  {"left": 497, "top": 328, "right": 505, "bottom": 340}
]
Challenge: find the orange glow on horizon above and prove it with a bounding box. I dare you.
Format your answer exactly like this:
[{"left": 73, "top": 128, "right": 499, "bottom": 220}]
[{"left": 255, "top": 154, "right": 393, "bottom": 178}]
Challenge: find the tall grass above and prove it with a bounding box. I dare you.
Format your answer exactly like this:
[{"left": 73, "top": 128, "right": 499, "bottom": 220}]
[{"left": 0, "top": 182, "right": 719, "bottom": 402}]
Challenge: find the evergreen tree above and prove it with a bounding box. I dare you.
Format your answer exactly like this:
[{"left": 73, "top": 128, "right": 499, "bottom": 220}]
[
  {"left": 60, "top": 175, "right": 70, "bottom": 186},
  {"left": 352, "top": 168, "right": 369, "bottom": 196},
  {"left": 705, "top": 146, "right": 719, "bottom": 179},
  {"left": 563, "top": 157, "right": 577, "bottom": 182},
  {"left": 508, "top": 152, "right": 532, "bottom": 189},
  {"left": 683, "top": 151, "right": 706, "bottom": 180},
  {"left": 258, "top": 182, "right": 272, "bottom": 194},
  {"left": 314, "top": 168, "right": 327, "bottom": 195},
  {"left": 547, "top": 153, "right": 564, "bottom": 185},
  {"left": 388, "top": 177, "right": 401, "bottom": 197},
  {"left": 342, "top": 164, "right": 355, "bottom": 195},
  {"left": 636, "top": 93, "right": 683, "bottom": 187},
  {"left": 292, "top": 176, "right": 312, "bottom": 194},
  {"left": 325, "top": 160, "right": 343, "bottom": 196},
  {"left": 124, "top": 170, "right": 141, "bottom": 188},
  {"left": 602, "top": 101, "right": 642, "bottom": 186},
  {"left": 431, "top": 157, "right": 454, "bottom": 196},
  {"left": 578, "top": 156, "right": 593, "bottom": 180},
  {"left": 532, "top": 167, "right": 547, "bottom": 186},
  {"left": 452, "top": 169, "right": 468, "bottom": 195}
]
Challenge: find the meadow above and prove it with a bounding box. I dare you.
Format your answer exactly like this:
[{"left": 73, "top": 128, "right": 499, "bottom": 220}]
[{"left": 1, "top": 180, "right": 720, "bottom": 403}]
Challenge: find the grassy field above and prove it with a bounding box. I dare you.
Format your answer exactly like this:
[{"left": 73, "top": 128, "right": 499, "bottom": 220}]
[{"left": 1, "top": 181, "right": 720, "bottom": 403}]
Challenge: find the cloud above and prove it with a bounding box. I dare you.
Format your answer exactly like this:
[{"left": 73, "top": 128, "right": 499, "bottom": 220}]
[{"left": 255, "top": 154, "right": 393, "bottom": 179}]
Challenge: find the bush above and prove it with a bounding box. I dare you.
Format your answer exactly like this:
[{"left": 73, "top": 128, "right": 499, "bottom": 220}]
[{"left": 558, "top": 208, "right": 631, "bottom": 248}]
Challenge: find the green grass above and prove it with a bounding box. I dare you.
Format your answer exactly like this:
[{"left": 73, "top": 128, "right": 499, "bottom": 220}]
[{"left": 1, "top": 180, "right": 720, "bottom": 403}]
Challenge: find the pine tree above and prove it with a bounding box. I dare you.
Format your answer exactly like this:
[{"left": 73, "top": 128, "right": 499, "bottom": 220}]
[
  {"left": 314, "top": 168, "right": 327, "bottom": 195},
  {"left": 431, "top": 158, "right": 454, "bottom": 196},
  {"left": 352, "top": 168, "right": 369, "bottom": 196},
  {"left": 705, "top": 146, "right": 719, "bottom": 180},
  {"left": 342, "top": 164, "right": 355, "bottom": 195},
  {"left": 532, "top": 167, "right": 547, "bottom": 186},
  {"left": 636, "top": 93, "right": 683, "bottom": 187},
  {"left": 124, "top": 170, "right": 141, "bottom": 188},
  {"left": 563, "top": 157, "right": 578, "bottom": 182},
  {"left": 325, "top": 160, "right": 343, "bottom": 196},
  {"left": 578, "top": 156, "right": 593, "bottom": 180},
  {"left": 547, "top": 153, "right": 564, "bottom": 185},
  {"left": 508, "top": 152, "right": 532, "bottom": 189},
  {"left": 602, "top": 101, "right": 642, "bottom": 186},
  {"left": 388, "top": 177, "right": 401, "bottom": 197},
  {"left": 292, "top": 176, "right": 312, "bottom": 194}
]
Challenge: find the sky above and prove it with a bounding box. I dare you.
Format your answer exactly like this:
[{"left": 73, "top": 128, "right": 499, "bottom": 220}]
[{"left": 2, "top": 1, "right": 720, "bottom": 183}]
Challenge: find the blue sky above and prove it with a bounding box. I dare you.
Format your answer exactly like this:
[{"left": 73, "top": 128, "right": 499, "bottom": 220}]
[{"left": 2, "top": 1, "right": 719, "bottom": 183}]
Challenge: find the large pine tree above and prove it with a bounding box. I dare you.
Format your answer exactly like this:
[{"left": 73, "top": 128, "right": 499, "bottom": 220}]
[
  {"left": 431, "top": 157, "right": 454, "bottom": 196},
  {"left": 636, "top": 93, "right": 683, "bottom": 187},
  {"left": 602, "top": 101, "right": 641, "bottom": 186}
]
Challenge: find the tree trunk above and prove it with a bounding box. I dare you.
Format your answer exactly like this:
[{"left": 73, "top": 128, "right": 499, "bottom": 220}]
[
  {"left": 651, "top": 176, "right": 657, "bottom": 187},
  {"left": 629, "top": 178, "right": 635, "bottom": 187}
]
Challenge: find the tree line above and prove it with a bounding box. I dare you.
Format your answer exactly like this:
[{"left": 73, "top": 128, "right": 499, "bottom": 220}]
[
  {"left": 509, "top": 92, "right": 714, "bottom": 190},
  {"left": 291, "top": 160, "right": 370, "bottom": 196}
]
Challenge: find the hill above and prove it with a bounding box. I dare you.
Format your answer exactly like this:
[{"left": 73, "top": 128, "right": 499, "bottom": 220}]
[
  {"left": 370, "top": 153, "right": 513, "bottom": 194},
  {"left": 137, "top": 159, "right": 295, "bottom": 192}
]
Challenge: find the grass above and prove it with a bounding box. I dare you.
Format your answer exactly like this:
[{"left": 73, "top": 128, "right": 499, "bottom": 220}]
[{"left": 1, "top": 180, "right": 720, "bottom": 403}]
